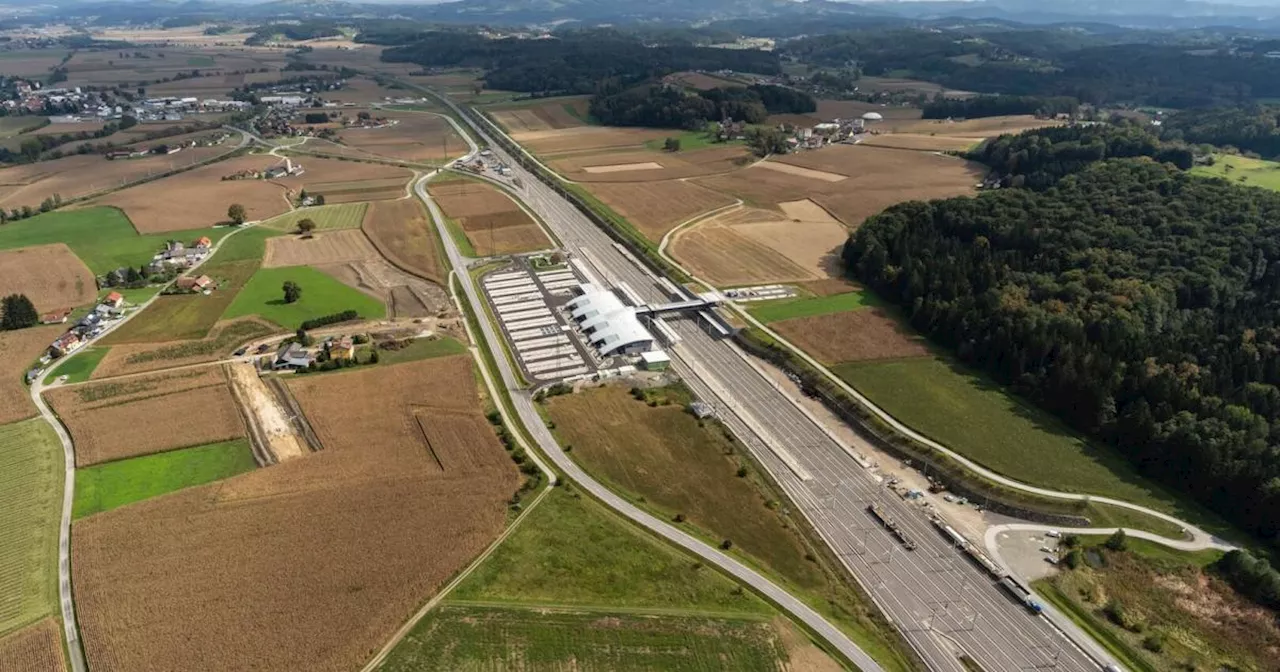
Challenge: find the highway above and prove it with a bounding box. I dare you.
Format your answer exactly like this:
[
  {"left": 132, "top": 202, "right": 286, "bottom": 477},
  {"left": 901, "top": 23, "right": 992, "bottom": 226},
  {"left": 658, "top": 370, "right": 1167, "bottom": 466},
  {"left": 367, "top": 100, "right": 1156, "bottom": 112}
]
[{"left": 434, "top": 96, "right": 1108, "bottom": 672}]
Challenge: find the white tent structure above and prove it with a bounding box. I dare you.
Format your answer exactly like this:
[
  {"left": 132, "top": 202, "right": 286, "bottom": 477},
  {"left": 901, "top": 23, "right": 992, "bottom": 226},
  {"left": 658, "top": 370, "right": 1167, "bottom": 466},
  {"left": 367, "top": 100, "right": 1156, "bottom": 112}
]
[
  {"left": 566, "top": 284, "right": 656, "bottom": 356},
  {"left": 861, "top": 111, "right": 884, "bottom": 122}
]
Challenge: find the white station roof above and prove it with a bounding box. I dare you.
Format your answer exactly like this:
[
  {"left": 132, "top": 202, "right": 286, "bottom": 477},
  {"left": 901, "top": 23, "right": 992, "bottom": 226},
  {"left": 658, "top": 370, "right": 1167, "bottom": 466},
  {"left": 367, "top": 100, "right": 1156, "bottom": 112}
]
[{"left": 566, "top": 284, "right": 655, "bottom": 356}]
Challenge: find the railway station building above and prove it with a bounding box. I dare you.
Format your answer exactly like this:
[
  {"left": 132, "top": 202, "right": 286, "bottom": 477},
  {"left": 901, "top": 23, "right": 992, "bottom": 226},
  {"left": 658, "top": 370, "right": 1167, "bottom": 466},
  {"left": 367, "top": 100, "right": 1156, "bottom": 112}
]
[{"left": 567, "top": 284, "right": 655, "bottom": 356}]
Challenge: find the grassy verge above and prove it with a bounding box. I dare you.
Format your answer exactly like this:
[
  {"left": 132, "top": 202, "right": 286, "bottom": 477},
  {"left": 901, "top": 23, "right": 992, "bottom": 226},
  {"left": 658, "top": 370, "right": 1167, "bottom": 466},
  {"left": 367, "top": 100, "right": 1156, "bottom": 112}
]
[
  {"left": 44, "top": 347, "right": 108, "bottom": 385},
  {"left": 0, "top": 419, "right": 63, "bottom": 637},
  {"left": 72, "top": 439, "right": 257, "bottom": 519},
  {"left": 750, "top": 291, "right": 877, "bottom": 323},
  {"left": 832, "top": 356, "right": 1236, "bottom": 539},
  {"left": 440, "top": 212, "right": 478, "bottom": 257},
  {"left": 543, "top": 385, "right": 919, "bottom": 672}
]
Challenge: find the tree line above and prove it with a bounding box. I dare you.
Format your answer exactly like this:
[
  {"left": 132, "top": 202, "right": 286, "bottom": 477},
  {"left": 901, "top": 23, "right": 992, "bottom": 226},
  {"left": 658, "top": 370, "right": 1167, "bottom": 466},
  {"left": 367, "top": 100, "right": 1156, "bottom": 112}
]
[
  {"left": 1159, "top": 105, "right": 1280, "bottom": 159},
  {"left": 923, "top": 95, "right": 1078, "bottom": 120},
  {"left": 589, "top": 83, "right": 815, "bottom": 129},
  {"left": 379, "top": 30, "right": 780, "bottom": 97},
  {"left": 845, "top": 158, "right": 1280, "bottom": 550}
]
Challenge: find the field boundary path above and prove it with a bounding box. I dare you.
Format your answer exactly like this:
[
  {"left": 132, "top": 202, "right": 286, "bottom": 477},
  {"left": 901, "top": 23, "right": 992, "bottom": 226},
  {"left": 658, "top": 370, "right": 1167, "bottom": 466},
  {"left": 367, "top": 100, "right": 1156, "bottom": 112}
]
[
  {"left": 29, "top": 223, "right": 260, "bottom": 672},
  {"left": 415, "top": 169, "right": 887, "bottom": 672}
]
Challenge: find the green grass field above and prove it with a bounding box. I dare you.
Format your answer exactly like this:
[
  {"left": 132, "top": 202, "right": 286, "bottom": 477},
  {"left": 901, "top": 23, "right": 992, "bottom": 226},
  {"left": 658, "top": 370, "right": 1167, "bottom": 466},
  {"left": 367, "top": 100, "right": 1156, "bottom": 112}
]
[
  {"left": 222, "top": 265, "right": 386, "bottom": 329},
  {"left": 451, "top": 488, "right": 770, "bottom": 614},
  {"left": 97, "top": 285, "right": 161, "bottom": 305},
  {"left": 44, "top": 347, "right": 108, "bottom": 385},
  {"left": 0, "top": 419, "right": 63, "bottom": 637},
  {"left": 379, "top": 604, "right": 790, "bottom": 672},
  {"left": 0, "top": 207, "right": 230, "bottom": 274},
  {"left": 377, "top": 335, "right": 467, "bottom": 365},
  {"left": 1190, "top": 154, "right": 1280, "bottom": 192},
  {"left": 749, "top": 291, "right": 876, "bottom": 323},
  {"left": 186, "top": 56, "right": 216, "bottom": 67},
  {"left": 643, "top": 127, "right": 736, "bottom": 152},
  {"left": 546, "top": 386, "right": 915, "bottom": 672},
  {"left": 73, "top": 439, "right": 257, "bottom": 519},
  {"left": 0, "top": 117, "right": 48, "bottom": 138},
  {"left": 261, "top": 203, "right": 369, "bottom": 231},
  {"left": 832, "top": 357, "right": 1213, "bottom": 525}
]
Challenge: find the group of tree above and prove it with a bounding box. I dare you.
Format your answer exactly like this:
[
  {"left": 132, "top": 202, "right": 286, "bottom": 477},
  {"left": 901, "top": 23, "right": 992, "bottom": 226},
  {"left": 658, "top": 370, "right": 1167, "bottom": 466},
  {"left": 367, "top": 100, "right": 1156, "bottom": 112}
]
[
  {"left": 282, "top": 281, "right": 302, "bottom": 305},
  {"left": 1215, "top": 549, "right": 1280, "bottom": 611},
  {"left": 845, "top": 158, "right": 1280, "bottom": 549},
  {"left": 245, "top": 21, "right": 342, "bottom": 46},
  {"left": 1159, "top": 105, "right": 1280, "bottom": 159},
  {"left": 379, "top": 30, "right": 780, "bottom": 97},
  {"left": 0, "top": 118, "right": 130, "bottom": 165},
  {"left": 0, "top": 294, "right": 37, "bottom": 330},
  {"left": 590, "top": 83, "right": 814, "bottom": 130},
  {"left": 969, "top": 124, "right": 1194, "bottom": 189},
  {"left": 922, "top": 95, "right": 1079, "bottom": 120}
]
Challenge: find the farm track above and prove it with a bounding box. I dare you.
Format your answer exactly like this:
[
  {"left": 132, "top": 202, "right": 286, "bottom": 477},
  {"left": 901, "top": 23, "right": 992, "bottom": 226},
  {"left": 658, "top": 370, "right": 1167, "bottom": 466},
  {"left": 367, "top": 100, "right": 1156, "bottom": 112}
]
[
  {"left": 224, "top": 364, "right": 277, "bottom": 467},
  {"left": 265, "top": 376, "right": 322, "bottom": 453}
]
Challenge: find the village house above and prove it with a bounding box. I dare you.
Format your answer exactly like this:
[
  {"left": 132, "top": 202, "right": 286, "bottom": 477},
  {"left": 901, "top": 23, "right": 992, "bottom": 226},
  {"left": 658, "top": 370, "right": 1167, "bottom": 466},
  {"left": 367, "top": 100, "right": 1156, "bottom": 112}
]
[
  {"left": 194, "top": 236, "right": 212, "bottom": 249},
  {"left": 39, "top": 308, "right": 71, "bottom": 325},
  {"left": 327, "top": 336, "right": 356, "bottom": 361},
  {"left": 175, "top": 275, "right": 214, "bottom": 292},
  {"left": 102, "top": 291, "right": 124, "bottom": 309},
  {"left": 48, "top": 332, "right": 83, "bottom": 357}
]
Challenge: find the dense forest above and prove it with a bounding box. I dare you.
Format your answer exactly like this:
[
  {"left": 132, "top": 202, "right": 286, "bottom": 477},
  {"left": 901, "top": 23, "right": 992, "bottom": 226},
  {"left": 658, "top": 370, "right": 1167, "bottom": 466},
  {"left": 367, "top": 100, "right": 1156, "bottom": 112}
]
[
  {"left": 380, "top": 31, "right": 780, "bottom": 96},
  {"left": 845, "top": 159, "right": 1280, "bottom": 548},
  {"left": 589, "top": 83, "right": 814, "bottom": 129},
  {"left": 970, "top": 125, "right": 1193, "bottom": 188},
  {"left": 922, "top": 95, "right": 1078, "bottom": 120},
  {"left": 244, "top": 22, "right": 342, "bottom": 46},
  {"left": 784, "top": 30, "right": 1280, "bottom": 107},
  {"left": 1160, "top": 105, "right": 1280, "bottom": 159}
]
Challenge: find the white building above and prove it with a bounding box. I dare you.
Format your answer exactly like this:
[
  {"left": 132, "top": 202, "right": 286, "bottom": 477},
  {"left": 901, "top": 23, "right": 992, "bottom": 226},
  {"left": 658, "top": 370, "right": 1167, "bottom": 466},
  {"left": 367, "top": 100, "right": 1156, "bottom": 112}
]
[{"left": 566, "top": 284, "right": 655, "bottom": 356}]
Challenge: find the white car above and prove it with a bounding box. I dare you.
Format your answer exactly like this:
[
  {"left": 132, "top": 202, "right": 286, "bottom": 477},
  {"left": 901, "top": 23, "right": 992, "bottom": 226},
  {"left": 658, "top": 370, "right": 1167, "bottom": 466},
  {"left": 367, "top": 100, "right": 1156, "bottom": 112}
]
[{"left": 1045, "top": 530, "right": 1062, "bottom": 538}]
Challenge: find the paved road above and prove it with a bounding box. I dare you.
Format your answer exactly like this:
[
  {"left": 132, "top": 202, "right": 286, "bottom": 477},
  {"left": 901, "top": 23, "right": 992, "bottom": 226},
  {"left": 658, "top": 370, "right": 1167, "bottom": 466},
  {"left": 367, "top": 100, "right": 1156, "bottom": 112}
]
[
  {"left": 30, "top": 223, "right": 258, "bottom": 672},
  {"left": 431, "top": 94, "right": 1110, "bottom": 672},
  {"left": 415, "top": 170, "right": 887, "bottom": 672}
]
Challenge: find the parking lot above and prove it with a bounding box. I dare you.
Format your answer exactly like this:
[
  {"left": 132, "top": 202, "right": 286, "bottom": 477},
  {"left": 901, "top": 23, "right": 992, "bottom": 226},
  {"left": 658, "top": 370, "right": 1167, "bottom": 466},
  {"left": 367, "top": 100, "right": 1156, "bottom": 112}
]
[{"left": 481, "top": 260, "right": 598, "bottom": 383}]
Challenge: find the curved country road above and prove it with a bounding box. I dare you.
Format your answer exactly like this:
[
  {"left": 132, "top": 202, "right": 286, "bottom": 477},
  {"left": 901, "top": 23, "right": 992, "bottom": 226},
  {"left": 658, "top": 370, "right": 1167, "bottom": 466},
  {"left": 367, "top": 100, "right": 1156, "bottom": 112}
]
[{"left": 413, "top": 169, "right": 887, "bottom": 672}]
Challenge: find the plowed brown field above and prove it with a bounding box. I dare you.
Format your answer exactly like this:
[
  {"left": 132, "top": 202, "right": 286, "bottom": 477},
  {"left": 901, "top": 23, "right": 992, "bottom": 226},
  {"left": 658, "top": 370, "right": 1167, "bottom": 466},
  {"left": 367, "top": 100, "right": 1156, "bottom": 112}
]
[
  {"left": 337, "top": 113, "right": 468, "bottom": 162},
  {"left": 772, "top": 309, "right": 930, "bottom": 365},
  {"left": 0, "top": 149, "right": 223, "bottom": 212},
  {"left": 586, "top": 180, "right": 735, "bottom": 241},
  {"left": 263, "top": 229, "right": 378, "bottom": 268},
  {"left": 47, "top": 367, "right": 245, "bottom": 466},
  {"left": 91, "top": 318, "right": 276, "bottom": 379},
  {"left": 72, "top": 356, "right": 517, "bottom": 672},
  {"left": 430, "top": 181, "right": 549, "bottom": 256},
  {"left": 550, "top": 146, "right": 750, "bottom": 183},
  {"left": 0, "top": 325, "right": 65, "bottom": 425},
  {"left": 363, "top": 198, "right": 445, "bottom": 284},
  {"left": 515, "top": 126, "right": 671, "bottom": 155},
  {"left": 93, "top": 155, "right": 291, "bottom": 231},
  {"left": 0, "top": 618, "right": 66, "bottom": 672},
  {"left": 0, "top": 244, "right": 95, "bottom": 312}
]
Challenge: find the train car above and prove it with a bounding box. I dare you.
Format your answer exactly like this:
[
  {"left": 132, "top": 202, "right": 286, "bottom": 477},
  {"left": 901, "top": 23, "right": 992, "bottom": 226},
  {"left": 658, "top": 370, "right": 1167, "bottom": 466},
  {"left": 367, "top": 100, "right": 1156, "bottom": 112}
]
[
  {"left": 868, "top": 504, "right": 916, "bottom": 550},
  {"left": 999, "top": 577, "right": 1044, "bottom": 613},
  {"left": 930, "top": 517, "right": 970, "bottom": 549},
  {"left": 964, "top": 544, "right": 1007, "bottom": 580}
]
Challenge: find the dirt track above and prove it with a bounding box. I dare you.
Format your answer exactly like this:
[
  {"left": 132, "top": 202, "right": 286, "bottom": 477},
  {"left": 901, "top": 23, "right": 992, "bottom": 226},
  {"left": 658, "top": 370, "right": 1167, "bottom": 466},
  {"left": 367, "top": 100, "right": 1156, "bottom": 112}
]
[{"left": 225, "top": 363, "right": 305, "bottom": 463}]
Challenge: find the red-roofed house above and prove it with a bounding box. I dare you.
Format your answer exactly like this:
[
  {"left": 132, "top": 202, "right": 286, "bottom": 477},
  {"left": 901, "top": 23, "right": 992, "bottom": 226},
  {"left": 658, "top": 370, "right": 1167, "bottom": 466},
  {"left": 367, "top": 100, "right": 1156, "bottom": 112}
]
[
  {"left": 193, "top": 236, "right": 212, "bottom": 249},
  {"left": 102, "top": 292, "right": 124, "bottom": 309},
  {"left": 40, "top": 308, "right": 71, "bottom": 325},
  {"left": 175, "top": 275, "right": 214, "bottom": 292}
]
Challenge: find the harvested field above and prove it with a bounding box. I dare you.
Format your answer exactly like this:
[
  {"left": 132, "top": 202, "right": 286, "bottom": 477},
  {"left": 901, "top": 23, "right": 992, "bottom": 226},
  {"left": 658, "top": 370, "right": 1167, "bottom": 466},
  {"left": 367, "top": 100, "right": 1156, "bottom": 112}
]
[
  {"left": 306, "top": 178, "right": 406, "bottom": 204},
  {"left": 337, "top": 113, "right": 468, "bottom": 162},
  {"left": 769, "top": 100, "right": 922, "bottom": 127},
  {"left": 290, "top": 157, "right": 411, "bottom": 193},
  {"left": 859, "top": 134, "right": 983, "bottom": 152},
  {"left": 772, "top": 309, "right": 929, "bottom": 365},
  {"left": 582, "top": 161, "right": 665, "bottom": 173},
  {"left": 317, "top": 258, "right": 449, "bottom": 319},
  {"left": 0, "top": 51, "right": 71, "bottom": 77},
  {"left": 491, "top": 108, "right": 550, "bottom": 135},
  {"left": 881, "top": 115, "right": 1060, "bottom": 136},
  {"left": 551, "top": 146, "right": 752, "bottom": 183},
  {"left": 69, "top": 356, "right": 517, "bottom": 672},
  {"left": 93, "top": 155, "right": 290, "bottom": 232},
  {"left": 362, "top": 199, "right": 445, "bottom": 284},
  {"left": 263, "top": 229, "right": 378, "bottom": 268},
  {"left": 226, "top": 363, "right": 305, "bottom": 463},
  {"left": 671, "top": 201, "right": 848, "bottom": 284},
  {"left": 0, "top": 326, "right": 66, "bottom": 425},
  {"left": 0, "top": 149, "right": 224, "bottom": 212},
  {"left": 46, "top": 367, "right": 246, "bottom": 467},
  {"left": 695, "top": 144, "right": 983, "bottom": 228},
  {"left": 100, "top": 258, "right": 261, "bottom": 344},
  {"left": 802, "top": 278, "right": 860, "bottom": 297},
  {"left": 585, "top": 180, "right": 736, "bottom": 241},
  {"left": 515, "top": 126, "right": 671, "bottom": 155},
  {"left": 755, "top": 160, "right": 848, "bottom": 182},
  {"left": 262, "top": 202, "right": 368, "bottom": 232},
  {"left": 430, "top": 181, "right": 549, "bottom": 256},
  {"left": 324, "top": 77, "right": 416, "bottom": 105},
  {"left": 671, "top": 71, "right": 746, "bottom": 90},
  {"left": 91, "top": 318, "right": 277, "bottom": 379},
  {"left": 673, "top": 224, "right": 814, "bottom": 286},
  {"left": 0, "top": 619, "right": 65, "bottom": 672},
  {"left": 0, "top": 244, "right": 95, "bottom": 312}
]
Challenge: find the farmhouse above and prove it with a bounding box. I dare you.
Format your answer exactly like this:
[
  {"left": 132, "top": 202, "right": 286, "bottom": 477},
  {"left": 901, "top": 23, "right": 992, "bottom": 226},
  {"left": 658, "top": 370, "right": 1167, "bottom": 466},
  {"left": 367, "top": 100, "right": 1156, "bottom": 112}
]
[
  {"left": 566, "top": 284, "right": 656, "bottom": 356},
  {"left": 102, "top": 292, "right": 124, "bottom": 309},
  {"left": 194, "top": 236, "right": 212, "bottom": 249},
  {"left": 175, "top": 275, "right": 214, "bottom": 292},
  {"left": 275, "top": 342, "right": 316, "bottom": 370},
  {"left": 326, "top": 336, "right": 356, "bottom": 361},
  {"left": 49, "top": 332, "right": 83, "bottom": 357}
]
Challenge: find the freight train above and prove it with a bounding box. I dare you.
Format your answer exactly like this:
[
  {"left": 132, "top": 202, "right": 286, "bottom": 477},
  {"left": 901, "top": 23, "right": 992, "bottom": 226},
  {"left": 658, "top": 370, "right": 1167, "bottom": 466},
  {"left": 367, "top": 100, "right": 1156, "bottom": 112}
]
[
  {"left": 930, "top": 517, "right": 1043, "bottom": 613},
  {"left": 866, "top": 503, "right": 917, "bottom": 550}
]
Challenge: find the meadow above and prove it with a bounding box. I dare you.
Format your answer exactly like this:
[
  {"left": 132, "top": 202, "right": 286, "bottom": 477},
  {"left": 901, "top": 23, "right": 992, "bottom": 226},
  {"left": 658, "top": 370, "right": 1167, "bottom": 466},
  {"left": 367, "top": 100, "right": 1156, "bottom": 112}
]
[
  {"left": 0, "top": 419, "right": 62, "bottom": 637},
  {"left": 73, "top": 439, "right": 257, "bottom": 519},
  {"left": 1190, "top": 154, "right": 1280, "bottom": 192},
  {"left": 0, "top": 207, "right": 228, "bottom": 273},
  {"left": 262, "top": 202, "right": 369, "bottom": 232},
  {"left": 45, "top": 347, "right": 109, "bottom": 385},
  {"left": 222, "top": 265, "right": 387, "bottom": 329}
]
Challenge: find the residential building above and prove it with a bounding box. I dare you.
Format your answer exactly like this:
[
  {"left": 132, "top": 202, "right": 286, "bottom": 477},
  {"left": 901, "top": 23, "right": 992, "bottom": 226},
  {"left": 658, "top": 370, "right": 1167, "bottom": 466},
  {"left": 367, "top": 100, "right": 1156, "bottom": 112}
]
[
  {"left": 274, "top": 342, "right": 315, "bottom": 370},
  {"left": 327, "top": 336, "right": 356, "bottom": 361},
  {"left": 49, "top": 332, "right": 82, "bottom": 357},
  {"left": 39, "top": 308, "right": 70, "bottom": 325},
  {"left": 102, "top": 291, "right": 124, "bottom": 309}
]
